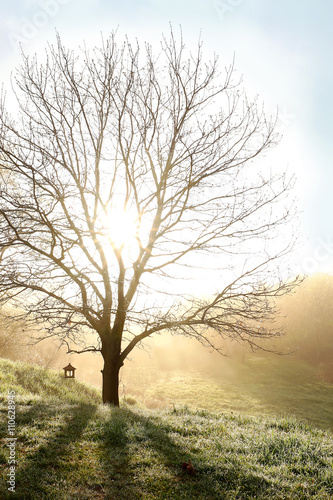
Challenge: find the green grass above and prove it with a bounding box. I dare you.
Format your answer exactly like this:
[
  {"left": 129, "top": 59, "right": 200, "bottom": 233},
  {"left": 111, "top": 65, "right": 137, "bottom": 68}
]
[
  {"left": 121, "top": 356, "right": 333, "bottom": 431},
  {"left": 0, "top": 358, "right": 100, "bottom": 405},
  {"left": 1, "top": 359, "right": 333, "bottom": 499}
]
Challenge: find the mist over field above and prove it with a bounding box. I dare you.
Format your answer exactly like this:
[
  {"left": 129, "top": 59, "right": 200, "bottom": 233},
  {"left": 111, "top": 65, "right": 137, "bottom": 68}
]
[
  {"left": 1, "top": 273, "right": 332, "bottom": 429},
  {"left": 1, "top": 275, "right": 333, "bottom": 498}
]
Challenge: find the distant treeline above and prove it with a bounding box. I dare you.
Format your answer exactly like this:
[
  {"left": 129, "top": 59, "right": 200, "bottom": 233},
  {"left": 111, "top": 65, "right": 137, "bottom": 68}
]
[
  {"left": 277, "top": 273, "right": 333, "bottom": 381},
  {"left": 0, "top": 313, "right": 61, "bottom": 368},
  {"left": 228, "top": 273, "right": 333, "bottom": 382}
]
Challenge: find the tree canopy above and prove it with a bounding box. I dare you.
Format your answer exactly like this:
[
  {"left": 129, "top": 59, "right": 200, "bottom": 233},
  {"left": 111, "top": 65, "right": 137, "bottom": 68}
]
[{"left": 0, "top": 30, "right": 297, "bottom": 404}]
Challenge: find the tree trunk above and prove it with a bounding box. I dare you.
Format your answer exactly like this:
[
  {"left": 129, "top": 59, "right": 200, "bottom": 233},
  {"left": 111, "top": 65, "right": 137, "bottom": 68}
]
[
  {"left": 101, "top": 332, "right": 123, "bottom": 406},
  {"left": 102, "top": 357, "right": 120, "bottom": 405}
]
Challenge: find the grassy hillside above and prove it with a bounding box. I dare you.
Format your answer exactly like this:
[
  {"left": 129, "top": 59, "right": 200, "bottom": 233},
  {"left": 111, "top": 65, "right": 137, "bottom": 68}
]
[
  {"left": 0, "top": 359, "right": 333, "bottom": 499},
  {"left": 120, "top": 355, "right": 333, "bottom": 431}
]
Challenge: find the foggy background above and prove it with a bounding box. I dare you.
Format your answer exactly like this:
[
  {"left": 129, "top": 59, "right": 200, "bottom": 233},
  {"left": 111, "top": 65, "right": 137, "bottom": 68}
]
[{"left": 1, "top": 273, "right": 332, "bottom": 406}]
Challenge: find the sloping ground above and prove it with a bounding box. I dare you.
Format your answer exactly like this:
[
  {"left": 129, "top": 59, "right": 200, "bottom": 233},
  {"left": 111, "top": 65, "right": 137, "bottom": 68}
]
[
  {"left": 0, "top": 359, "right": 333, "bottom": 499},
  {"left": 121, "top": 356, "right": 333, "bottom": 431},
  {"left": 0, "top": 358, "right": 100, "bottom": 404}
]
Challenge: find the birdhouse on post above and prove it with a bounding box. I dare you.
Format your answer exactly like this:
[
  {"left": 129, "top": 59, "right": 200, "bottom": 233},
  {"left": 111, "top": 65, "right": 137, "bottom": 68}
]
[{"left": 63, "top": 363, "right": 76, "bottom": 378}]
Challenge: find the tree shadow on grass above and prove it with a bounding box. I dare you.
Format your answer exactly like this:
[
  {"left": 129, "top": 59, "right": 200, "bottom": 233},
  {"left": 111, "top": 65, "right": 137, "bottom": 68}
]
[
  {"left": 3, "top": 401, "right": 98, "bottom": 500},
  {"left": 100, "top": 407, "right": 272, "bottom": 500},
  {"left": 2, "top": 402, "right": 275, "bottom": 499},
  {"left": 100, "top": 407, "right": 198, "bottom": 499}
]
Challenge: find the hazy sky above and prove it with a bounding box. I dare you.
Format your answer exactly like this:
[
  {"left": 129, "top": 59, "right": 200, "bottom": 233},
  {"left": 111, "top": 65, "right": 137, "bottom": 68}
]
[{"left": 1, "top": 0, "right": 332, "bottom": 276}]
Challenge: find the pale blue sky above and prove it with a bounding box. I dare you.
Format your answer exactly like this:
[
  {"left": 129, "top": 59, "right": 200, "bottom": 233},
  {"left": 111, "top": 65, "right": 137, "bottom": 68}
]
[{"left": 1, "top": 0, "right": 332, "bottom": 275}]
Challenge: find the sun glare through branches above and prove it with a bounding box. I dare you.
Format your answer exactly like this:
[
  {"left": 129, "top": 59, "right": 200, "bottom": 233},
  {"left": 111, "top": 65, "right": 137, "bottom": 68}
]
[{"left": 104, "top": 208, "right": 138, "bottom": 251}]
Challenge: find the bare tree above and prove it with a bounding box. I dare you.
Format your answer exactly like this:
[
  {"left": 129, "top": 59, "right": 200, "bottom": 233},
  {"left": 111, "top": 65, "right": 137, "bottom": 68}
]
[{"left": 0, "top": 30, "right": 297, "bottom": 405}]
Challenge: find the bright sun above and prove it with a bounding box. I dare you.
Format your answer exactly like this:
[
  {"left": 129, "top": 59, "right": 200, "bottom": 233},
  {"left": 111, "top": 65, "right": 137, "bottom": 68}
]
[{"left": 106, "top": 208, "right": 138, "bottom": 250}]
